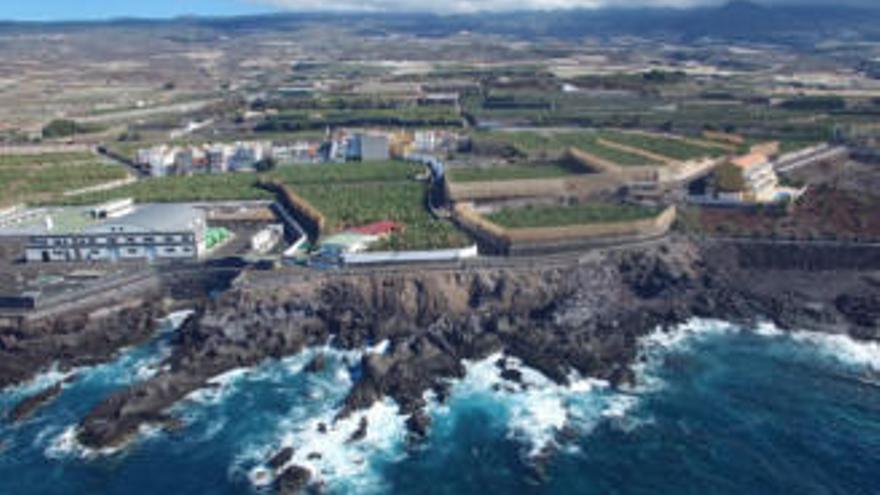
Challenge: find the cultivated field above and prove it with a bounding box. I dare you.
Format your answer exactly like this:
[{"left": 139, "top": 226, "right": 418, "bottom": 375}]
[
  {"left": 596, "top": 131, "right": 729, "bottom": 161},
  {"left": 47, "top": 161, "right": 469, "bottom": 250},
  {"left": 486, "top": 202, "right": 662, "bottom": 229},
  {"left": 0, "top": 152, "right": 130, "bottom": 206},
  {"left": 446, "top": 163, "right": 581, "bottom": 182},
  {"left": 472, "top": 130, "right": 658, "bottom": 165}
]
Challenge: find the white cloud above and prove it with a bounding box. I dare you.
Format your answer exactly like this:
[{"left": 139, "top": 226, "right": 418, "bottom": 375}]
[{"left": 248, "top": 0, "right": 720, "bottom": 14}]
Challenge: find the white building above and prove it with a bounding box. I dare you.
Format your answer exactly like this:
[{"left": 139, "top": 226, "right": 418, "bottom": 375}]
[
  {"left": 136, "top": 141, "right": 272, "bottom": 176},
  {"left": 17, "top": 203, "right": 207, "bottom": 263},
  {"left": 251, "top": 224, "right": 284, "bottom": 254},
  {"left": 727, "top": 152, "right": 780, "bottom": 203}
]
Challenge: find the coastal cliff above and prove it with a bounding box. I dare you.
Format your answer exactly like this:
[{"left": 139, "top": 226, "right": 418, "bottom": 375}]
[
  {"left": 72, "top": 239, "right": 879, "bottom": 455},
  {"left": 2, "top": 238, "right": 878, "bottom": 493}
]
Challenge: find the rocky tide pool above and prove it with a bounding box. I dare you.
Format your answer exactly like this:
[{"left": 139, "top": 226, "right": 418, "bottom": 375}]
[{"left": 1, "top": 318, "right": 879, "bottom": 495}]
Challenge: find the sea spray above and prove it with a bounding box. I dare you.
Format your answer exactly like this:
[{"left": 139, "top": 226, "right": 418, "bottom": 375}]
[
  {"left": 215, "top": 346, "right": 408, "bottom": 494},
  {"left": 5, "top": 318, "right": 880, "bottom": 494},
  {"left": 434, "top": 353, "right": 636, "bottom": 459},
  {"left": 634, "top": 318, "right": 880, "bottom": 384}
]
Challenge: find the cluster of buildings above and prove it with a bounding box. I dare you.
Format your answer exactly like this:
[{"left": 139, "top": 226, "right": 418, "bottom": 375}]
[
  {"left": 136, "top": 141, "right": 274, "bottom": 177},
  {"left": 690, "top": 141, "right": 807, "bottom": 206},
  {"left": 134, "top": 129, "right": 463, "bottom": 177}
]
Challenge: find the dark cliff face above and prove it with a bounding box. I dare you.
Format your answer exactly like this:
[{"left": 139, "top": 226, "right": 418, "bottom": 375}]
[
  {"left": 3, "top": 238, "right": 876, "bottom": 459},
  {"left": 0, "top": 301, "right": 163, "bottom": 389},
  {"left": 75, "top": 240, "right": 707, "bottom": 449}
]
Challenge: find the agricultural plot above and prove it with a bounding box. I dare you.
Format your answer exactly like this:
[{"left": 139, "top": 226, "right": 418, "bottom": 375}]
[
  {"left": 56, "top": 161, "right": 415, "bottom": 206},
  {"left": 50, "top": 160, "right": 470, "bottom": 251},
  {"left": 553, "top": 134, "right": 659, "bottom": 166},
  {"left": 471, "top": 130, "right": 659, "bottom": 166},
  {"left": 274, "top": 161, "right": 418, "bottom": 185},
  {"left": 447, "top": 163, "right": 580, "bottom": 182},
  {"left": 296, "top": 182, "right": 469, "bottom": 250},
  {"left": 51, "top": 173, "right": 273, "bottom": 206},
  {"left": 0, "top": 153, "right": 130, "bottom": 206},
  {"left": 597, "top": 131, "right": 731, "bottom": 161},
  {"left": 257, "top": 107, "right": 462, "bottom": 132},
  {"left": 487, "top": 202, "right": 661, "bottom": 229}
]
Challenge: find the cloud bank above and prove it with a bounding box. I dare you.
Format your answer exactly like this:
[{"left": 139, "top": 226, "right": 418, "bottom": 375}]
[{"left": 249, "top": 0, "right": 724, "bottom": 14}]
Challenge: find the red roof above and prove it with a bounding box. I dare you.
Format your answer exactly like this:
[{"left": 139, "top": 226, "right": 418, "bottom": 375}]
[{"left": 348, "top": 221, "right": 404, "bottom": 236}]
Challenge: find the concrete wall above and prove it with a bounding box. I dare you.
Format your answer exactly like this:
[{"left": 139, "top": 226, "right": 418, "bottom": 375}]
[
  {"left": 342, "top": 245, "right": 479, "bottom": 265},
  {"left": 261, "top": 180, "right": 325, "bottom": 241},
  {"left": 453, "top": 203, "right": 677, "bottom": 255},
  {"left": 447, "top": 174, "right": 623, "bottom": 203},
  {"left": 505, "top": 206, "right": 676, "bottom": 244}
]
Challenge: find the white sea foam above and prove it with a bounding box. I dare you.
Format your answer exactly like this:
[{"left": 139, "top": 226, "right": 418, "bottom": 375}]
[
  {"left": 159, "top": 310, "right": 195, "bottom": 333},
  {"left": 44, "top": 424, "right": 149, "bottom": 460},
  {"left": 366, "top": 339, "right": 391, "bottom": 355},
  {"left": 221, "top": 346, "right": 406, "bottom": 494},
  {"left": 1, "top": 365, "right": 75, "bottom": 401},
  {"left": 788, "top": 331, "right": 880, "bottom": 372},
  {"left": 269, "top": 398, "right": 408, "bottom": 493},
  {"left": 633, "top": 318, "right": 880, "bottom": 395},
  {"left": 442, "top": 353, "right": 629, "bottom": 458}
]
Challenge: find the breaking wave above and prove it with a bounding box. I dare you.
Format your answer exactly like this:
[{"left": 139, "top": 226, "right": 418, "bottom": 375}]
[
  {"left": 435, "top": 353, "right": 638, "bottom": 459},
  {"left": 6, "top": 314, "right": 880, "bottom": 495}
]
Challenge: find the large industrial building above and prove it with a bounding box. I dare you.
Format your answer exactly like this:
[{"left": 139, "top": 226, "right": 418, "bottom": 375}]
[{"left": 0, "top": 200, "right": 207, "bottom": 263}]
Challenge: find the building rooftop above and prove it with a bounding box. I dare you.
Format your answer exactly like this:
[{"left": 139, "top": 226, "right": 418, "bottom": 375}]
[
  {"left": 348, "top": 221, "right": 403, "bottom": 237},
  {"left": 730, "top": 152, "right": 770, "bottom": 169},
  {"left": 0, "top": 203, "right": 205, "bottom": 237},
  {"left": 87, "top": 204, "right": 204, "bottom": 235}
]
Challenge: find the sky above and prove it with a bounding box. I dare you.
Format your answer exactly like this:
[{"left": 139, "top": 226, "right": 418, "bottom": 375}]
[{"left": 0, "top": 0, "right": 865, "bottom": 21}]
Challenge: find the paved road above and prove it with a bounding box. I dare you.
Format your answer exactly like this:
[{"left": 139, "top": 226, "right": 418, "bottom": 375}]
[
  {"left": 77, "top": 99, "right": 222, "bottom": 125},
  {"left": 776, "top": 146, "right": 849, "bottom": 174},
  {"left": 8, "top": 233, "right": 880, "bottom": 319}
]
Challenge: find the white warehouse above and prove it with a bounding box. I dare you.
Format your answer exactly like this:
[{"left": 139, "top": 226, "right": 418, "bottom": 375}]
[{"left": 16, "top": 204, "right": 206, "bottom": 263}]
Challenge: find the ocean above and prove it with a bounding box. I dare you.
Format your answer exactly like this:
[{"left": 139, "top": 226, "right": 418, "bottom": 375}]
[{"left": 1, "top": 318, "right": 878, "bottom": 495}]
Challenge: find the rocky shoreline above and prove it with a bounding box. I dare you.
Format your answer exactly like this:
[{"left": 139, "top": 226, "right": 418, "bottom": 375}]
[{"left": 2, "top": 238, "right": 879, "bottom": 493}]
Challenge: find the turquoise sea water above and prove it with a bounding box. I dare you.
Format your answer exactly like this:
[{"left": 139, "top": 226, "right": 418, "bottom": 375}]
[{"left": 1, "top": 319, "right": 878, "bottom": 495}]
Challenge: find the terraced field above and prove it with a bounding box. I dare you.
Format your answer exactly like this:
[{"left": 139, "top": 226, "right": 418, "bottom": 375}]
[
  {"left": 447, "top": 163, "right": 580, "bottom": 182},
  {"left": 487, "top": 202, "right": 661, "bottom": 229},
  {"left": 0, "top": 152, "right": 130, "bottom": 206},
  {"left": 597, "top": 131, "right": 728, "bottom": 161},
  {"left": 48, "top": 161, "right": 470, "bottom": 250},
  {"left": 472, "top": 130, "right": 659, "bottom": 166},
  {"left": 296, "top": 182, "right": 469, "bottom": 250}
]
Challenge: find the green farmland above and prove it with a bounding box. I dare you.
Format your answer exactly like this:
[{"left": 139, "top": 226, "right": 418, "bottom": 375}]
[
  {"left": 297, "top": 182, "right": 468, "bottom": 250},
  {"left": 487, "top": 202, "right": 661, "bottom": 229},
  {"left": 447, "top": 163, "right": 580, "bottom": 182},
  {"left": 0, "top": 153, "right": 130, "bottom": 206},
  {"left": 471, "top": 130, "right": 660, "bottom": 166},
  {"left": 48, "top": 160, "right": 470, "bottom": 251},
  {"left": 597, "top": 131, "right": 729, "bottom": 161}
]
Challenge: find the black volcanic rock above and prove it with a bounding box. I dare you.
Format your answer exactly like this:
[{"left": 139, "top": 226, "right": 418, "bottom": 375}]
[
  {"left": 500, "top": 368, "right": 523, "bottom": 384},
  {"left": 69, "top": 238, "right": 880, "bottom": 455},
  {"left": 275, "top": 465, "right": 311, "bottom": 495},
  {"left": 268, "top": 447, "right": 295, "bottom": 471},
  {"left": 8, "top": 382, "right": 65, "bottom": 423},
  {"left": 304, "top": 354, "right": 326, "bottom": 374},
  {"left": 347, "top": 417, "right": 368, "bottom": 443},
  {"left": 835, "top": 294, "right": 880, "bottom": 329}
]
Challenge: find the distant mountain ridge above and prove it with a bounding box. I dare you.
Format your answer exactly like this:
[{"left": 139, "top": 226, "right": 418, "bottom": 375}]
[{"left": 0, "top": 1, "right": 878, "bottom": 46}]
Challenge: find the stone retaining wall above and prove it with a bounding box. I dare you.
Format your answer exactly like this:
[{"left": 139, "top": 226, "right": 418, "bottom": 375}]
[{"left": 454, "top": 203, "right": 677, "bottom": 255}]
